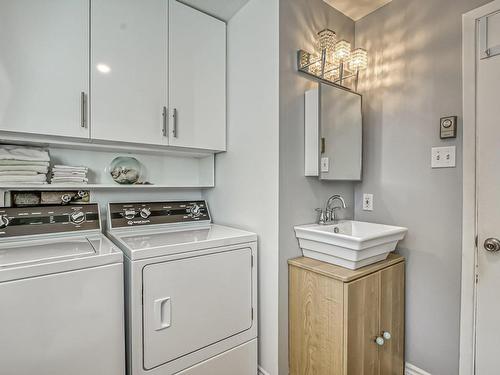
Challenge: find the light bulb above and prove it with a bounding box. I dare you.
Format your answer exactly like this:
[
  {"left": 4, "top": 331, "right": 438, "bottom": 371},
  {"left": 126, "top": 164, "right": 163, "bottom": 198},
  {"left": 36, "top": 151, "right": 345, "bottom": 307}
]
[
  {"left": 334, "top": 40, "right": 351, "bottom": 62},
  {"left": 349, "top": 48, "right": 368, "bottom": 71}
]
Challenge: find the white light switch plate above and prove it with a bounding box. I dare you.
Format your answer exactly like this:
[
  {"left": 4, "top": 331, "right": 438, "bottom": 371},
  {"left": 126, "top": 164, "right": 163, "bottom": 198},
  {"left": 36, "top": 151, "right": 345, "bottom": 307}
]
[
  {"left": 320, "top": 157, "right": 329, "bottom": 172},
  {"left": 363, "top": 193, "right": 373, "bottom": 211},
  {"left": 431, "top": 146, "right": 456, "bottom": 168}
]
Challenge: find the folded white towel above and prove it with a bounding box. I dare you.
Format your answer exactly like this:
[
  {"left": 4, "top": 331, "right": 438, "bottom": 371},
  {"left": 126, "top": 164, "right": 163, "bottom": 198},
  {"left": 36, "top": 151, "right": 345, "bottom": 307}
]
[
  {"left": 0, "top": 171, "right": 38, "bottom": 176},
  {"left": 0, "top": 174, "right": 47, "bottom": 182},
  {"left": 51, "top": 177, "right": 88, "bottom": 182},
  {"left": 52, "top": 171, "right": 87, "bottom": 177},
  {"left": 0, "top": 145, "right": 50, "bottom": 162},
  {"left": 53, "top": 165, "right": 88, "bottom": 171},
  {"left": 0, "top": 160, "right": 49, "bottom": 166},
  {"left": 0, "top": 165, "right": 49, "bottom": 173}
]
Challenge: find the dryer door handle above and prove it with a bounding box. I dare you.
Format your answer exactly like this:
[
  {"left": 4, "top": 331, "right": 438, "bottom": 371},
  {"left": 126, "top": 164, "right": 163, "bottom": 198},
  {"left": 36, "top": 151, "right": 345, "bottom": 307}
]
[{"left": 153, "top": 297, "right": 171, "bottom": 331}]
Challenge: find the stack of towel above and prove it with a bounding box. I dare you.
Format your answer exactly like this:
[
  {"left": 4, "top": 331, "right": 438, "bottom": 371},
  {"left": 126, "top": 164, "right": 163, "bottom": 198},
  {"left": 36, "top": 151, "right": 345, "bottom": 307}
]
[
  {"left": 0, "top": 145, "right": 49, "bottom": 184},
  {"left": 51, "top": 165, "right": 89, "bottom": 185}
]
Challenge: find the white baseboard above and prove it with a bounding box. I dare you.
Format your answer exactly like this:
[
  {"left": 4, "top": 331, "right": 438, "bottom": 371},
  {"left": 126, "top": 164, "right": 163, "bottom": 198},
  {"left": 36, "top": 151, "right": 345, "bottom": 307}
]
[
  {"left": 406, "top": 362, "right": 432, "bottom": 375},
  {"left": 258, "top": 366, "right": 271, "bottom": 375}
]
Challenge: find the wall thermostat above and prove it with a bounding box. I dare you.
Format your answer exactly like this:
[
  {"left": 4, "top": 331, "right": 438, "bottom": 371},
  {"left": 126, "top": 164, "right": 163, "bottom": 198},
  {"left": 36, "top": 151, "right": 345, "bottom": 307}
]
[{"left": 440, "top": 116, "right": 457, "bottom": 139}]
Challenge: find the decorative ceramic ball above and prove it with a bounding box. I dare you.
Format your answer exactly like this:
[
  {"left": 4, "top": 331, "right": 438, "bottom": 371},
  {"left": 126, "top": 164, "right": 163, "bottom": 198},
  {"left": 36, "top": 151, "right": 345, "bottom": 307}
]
[{"left": 109, "top": 156, "right": 143, "bottom": 184}]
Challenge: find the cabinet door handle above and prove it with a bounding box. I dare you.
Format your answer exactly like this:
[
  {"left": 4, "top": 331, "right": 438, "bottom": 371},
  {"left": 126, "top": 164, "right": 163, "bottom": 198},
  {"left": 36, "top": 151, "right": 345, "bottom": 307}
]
[
  {"left": 80, "top": 92, "right": 87, "bottom": 128},
  {"left": 375, "top": 336, "right": 385, "bottom": 346},
  {"left": 172, "top": 108, "right": 178, "bottom": 138},
  {"left": 162, "top": 106, "right": 168, "bottom": 137},
  {"left": 382, "top": 331, "right": 392, "bottom": 340}
]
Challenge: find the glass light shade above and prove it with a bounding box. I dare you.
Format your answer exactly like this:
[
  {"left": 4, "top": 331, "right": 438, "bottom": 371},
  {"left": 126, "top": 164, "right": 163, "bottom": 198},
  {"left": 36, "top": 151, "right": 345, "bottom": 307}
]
[
  {"left": 317, "top": 29, "right": 336, "bottom": 53},
  {"left": 349, "top": 48, "right": 368, "bottom": 71},
  {"left": 334, "top": 40, "right": 351, "bottom": 62}
]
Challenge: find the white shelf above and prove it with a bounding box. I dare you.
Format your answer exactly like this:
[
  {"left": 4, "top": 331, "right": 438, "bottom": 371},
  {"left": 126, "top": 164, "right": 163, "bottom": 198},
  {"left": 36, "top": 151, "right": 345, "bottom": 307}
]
[{"left": 0, "top": 183, "right": 212, "bottom": 191}]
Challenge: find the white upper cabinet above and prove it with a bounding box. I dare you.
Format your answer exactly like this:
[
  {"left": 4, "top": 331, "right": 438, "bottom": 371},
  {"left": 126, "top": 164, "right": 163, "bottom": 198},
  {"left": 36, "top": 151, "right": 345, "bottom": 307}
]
[
  {"left": 91, "top": 0, "right": 168, "bottom": 146},
  {"left": 168, "top": 0, "right": 226, "bottom": 151},
  {"left": 0, "top": 0, "right": 90, "bottom": 139}
]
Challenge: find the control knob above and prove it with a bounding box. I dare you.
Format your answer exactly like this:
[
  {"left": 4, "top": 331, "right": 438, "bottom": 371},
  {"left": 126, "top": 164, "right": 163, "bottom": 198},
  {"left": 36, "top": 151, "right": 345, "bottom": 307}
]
[
  {"left": 140, "top": 208, "right": 151, "bottom": 219},
  {"left": 70, "top": 211, "right": 85, "bottom": 225},
  {"left": 124, "top": 209, "right": 136, "bottom": 220},
  {"left": 189, "top": 204, "right": 202, "bottom": 218},
  {"left": 0, "top": 214, "right": 10, "bottom": 229}
]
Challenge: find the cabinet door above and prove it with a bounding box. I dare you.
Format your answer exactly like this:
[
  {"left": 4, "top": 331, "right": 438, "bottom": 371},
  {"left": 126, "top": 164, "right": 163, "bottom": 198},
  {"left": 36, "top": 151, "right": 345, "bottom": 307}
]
[
  {"left": 344, "top": 272, "right": 380, "bottom": 375},
  {"left": 168, "top": 0, "right": 226, "bottom": 151},
  {"left": 379, "top": 262, "right": 405, "bottom": 374},
  {"left": 0, "top": 0, "right": 89, "bottom": 139},
  {"left": 91, "top": 0, "right": 168, "bottom": 145},
  {"left": 289, "top": 265, "right": 344, "bottom": 375}
]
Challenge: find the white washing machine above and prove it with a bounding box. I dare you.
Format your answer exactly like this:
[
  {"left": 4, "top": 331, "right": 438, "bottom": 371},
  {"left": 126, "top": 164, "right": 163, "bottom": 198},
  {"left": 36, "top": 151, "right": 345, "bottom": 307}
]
[
  {"left": 0, "top": 203, "right": 125, "bottom": 375},
  {"left": 106, "top": 200, "right": 258, "bottom": 375}
]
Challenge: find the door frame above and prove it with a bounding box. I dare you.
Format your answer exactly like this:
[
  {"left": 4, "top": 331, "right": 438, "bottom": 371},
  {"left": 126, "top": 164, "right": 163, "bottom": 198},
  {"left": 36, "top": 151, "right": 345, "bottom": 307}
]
[{"left": 460, "top": 1, "right": 500, "bottom": 374}]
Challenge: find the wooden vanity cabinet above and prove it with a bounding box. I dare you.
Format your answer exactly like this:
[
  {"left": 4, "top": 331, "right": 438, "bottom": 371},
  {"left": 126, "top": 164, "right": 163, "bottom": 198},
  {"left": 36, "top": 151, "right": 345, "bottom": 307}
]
[{"left": 289, "top": 254, "right": 405, "bottom": 375}]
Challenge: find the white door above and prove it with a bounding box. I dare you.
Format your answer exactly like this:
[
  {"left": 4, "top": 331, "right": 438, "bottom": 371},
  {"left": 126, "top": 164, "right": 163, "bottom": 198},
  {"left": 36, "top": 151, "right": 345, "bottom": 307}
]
[
  {"left": 168, "top": 0, "right": 226, "bottom": 151},
  {"left": 91, "top": 0, "right": 168, "bottom": 145},
  {"left": 142, "top": 248, "right": 253, "bottom": 370},
  {"left": 0, "top": 0, "right": 89, "bottom": 139},
  {"left": 475, "top": 9, "right": 500, "bottom": 374}
]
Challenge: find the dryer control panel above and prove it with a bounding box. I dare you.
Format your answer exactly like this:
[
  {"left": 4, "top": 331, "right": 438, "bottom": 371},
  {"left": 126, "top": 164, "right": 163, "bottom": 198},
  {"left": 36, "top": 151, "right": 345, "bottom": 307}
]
[
  {"left": 0, "top": 204, "right": 100, "bottom": 238},
  {"left": 108, "top": 201, "right": 211, "bottom": 229}
]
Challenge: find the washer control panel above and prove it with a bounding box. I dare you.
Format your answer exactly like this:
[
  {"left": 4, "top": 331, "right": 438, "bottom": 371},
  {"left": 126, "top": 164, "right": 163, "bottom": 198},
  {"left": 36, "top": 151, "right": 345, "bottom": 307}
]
[
  {"left": 109, "top": 201, "right": 211, "bottom": 228},
  {"left": 0, "top": 204, "right": 100, "bottom": 238}
]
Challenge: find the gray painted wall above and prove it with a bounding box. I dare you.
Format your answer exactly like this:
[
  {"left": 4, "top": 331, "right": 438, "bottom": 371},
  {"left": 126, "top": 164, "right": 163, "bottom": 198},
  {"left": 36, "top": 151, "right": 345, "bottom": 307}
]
[
  {"left": 203, "top": 0, "right": 280, "bottom": 373},
  {"left": 354, "top": 0, "right": 491, "bottom": 373},
  {"left": 278, "top": 1, "right": 356, "bottom": 374}
]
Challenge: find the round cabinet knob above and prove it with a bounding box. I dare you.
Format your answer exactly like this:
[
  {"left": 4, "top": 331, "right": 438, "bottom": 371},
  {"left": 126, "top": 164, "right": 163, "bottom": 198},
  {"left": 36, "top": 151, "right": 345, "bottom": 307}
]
[
  {"left": 140, "top": 208, "right": 151, "bottom": 219},
  {"left": 383, "top": 331, "right": 392, "bottom": 340},
  {"left": 0, "top": 214, "right": 10, "bottom": 229},
  {"left": 375, "top": 337, "right": 385, "bottom": 346},
  {"left": 70, "top": 211, "right": 85, "bottom": 224},
  {"left": 484, "top": 238, "right": 500, "bottom": 253},
  {"left": 190, "top": 204, "right": 201, "bottom": 217},
  {"left": 124, "top": 209, "right": 136, "bottom": 220}
]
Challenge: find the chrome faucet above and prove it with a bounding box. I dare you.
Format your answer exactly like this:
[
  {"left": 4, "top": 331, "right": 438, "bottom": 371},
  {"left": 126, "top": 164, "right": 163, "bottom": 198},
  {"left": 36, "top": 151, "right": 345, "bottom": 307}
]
[{"left": 316, "top": 194, "right": 347, "bottom": 224}]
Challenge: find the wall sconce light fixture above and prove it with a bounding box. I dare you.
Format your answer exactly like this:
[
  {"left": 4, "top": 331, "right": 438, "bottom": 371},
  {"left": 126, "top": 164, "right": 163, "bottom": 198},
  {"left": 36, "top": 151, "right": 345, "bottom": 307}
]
[{"left": 298, "top": 29, "right": 368, "bottom": 91}]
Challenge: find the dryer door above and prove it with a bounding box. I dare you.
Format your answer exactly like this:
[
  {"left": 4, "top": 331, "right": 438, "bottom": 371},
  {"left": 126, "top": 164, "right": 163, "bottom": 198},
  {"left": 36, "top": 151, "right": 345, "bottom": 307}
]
[{"left": 142, "top": 247, "right": 253, "bottom": 370}]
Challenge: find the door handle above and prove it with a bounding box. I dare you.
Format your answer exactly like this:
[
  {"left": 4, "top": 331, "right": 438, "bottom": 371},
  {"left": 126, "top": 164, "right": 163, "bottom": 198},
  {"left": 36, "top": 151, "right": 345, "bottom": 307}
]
[
  {"left": 172, "top": 108, "right": 178, "bottom": 138},
  {"left": 153, "top": 297, "right": 171, "bottom": 331},
  {"left": 80, "top": 92, "right": 87, "bottom": 128},
  {"left": 484, "top": 238, "right": 500, "bottom": 253},
  {"left": 162, "top": 106, "right": 168, "bottom": 137}
]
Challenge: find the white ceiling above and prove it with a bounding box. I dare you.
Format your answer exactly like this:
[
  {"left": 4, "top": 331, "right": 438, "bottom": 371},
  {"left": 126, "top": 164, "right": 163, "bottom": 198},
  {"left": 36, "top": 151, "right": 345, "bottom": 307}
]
[
  {"left": 179, "top": 0, "right": 250, "bottom": 22},
  {"left": 323, "top": 0, "right": 392, "bottom": 21}
]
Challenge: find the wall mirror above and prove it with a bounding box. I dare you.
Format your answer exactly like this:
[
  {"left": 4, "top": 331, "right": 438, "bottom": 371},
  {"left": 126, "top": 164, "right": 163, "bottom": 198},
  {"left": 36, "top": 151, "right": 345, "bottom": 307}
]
[{"left": 304, "top": 83, "right": 362, "bottom": 181}]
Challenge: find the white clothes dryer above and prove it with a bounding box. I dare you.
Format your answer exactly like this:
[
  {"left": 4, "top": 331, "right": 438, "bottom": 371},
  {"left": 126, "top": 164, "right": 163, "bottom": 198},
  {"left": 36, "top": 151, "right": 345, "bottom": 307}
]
[{"left": 106, "top": 200, "right": 258, "bottom": 375}]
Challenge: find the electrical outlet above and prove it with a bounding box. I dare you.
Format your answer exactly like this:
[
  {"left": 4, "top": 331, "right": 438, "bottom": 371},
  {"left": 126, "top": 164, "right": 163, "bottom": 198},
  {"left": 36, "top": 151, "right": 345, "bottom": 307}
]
[
  {"left": 363, "top": 193, "right": 373, "bottom": 211},
  {"left": 431, "top": 146, "right": 456, "bottom": 168},
  {"left": 320, "top": 157, "right": 329, "bottom": 172}
]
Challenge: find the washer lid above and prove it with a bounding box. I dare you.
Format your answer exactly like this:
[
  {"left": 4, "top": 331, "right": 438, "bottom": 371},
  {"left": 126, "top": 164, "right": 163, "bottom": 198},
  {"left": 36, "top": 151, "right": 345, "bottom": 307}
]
[
  {"left": 0, "top": 238, "right": 95, "bottom": 269},
  {"left": 0, "top": 234, "right": 123, "bottom": 282}
]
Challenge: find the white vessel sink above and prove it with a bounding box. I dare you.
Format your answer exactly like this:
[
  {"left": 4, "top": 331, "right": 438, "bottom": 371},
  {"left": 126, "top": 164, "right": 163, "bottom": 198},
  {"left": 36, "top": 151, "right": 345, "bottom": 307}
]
[{"left": 294, "top": 220, "right": 407, "bottom": 270}]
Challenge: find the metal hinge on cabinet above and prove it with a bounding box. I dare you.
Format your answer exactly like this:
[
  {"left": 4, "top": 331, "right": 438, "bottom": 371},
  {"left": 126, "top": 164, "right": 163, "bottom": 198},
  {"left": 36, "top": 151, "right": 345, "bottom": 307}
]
[
  {"left": 476, "top": 274, "right": 479, "bottom": 284},
  {"left": 475, "top": 235, "right": 478, "bottom": 247}
]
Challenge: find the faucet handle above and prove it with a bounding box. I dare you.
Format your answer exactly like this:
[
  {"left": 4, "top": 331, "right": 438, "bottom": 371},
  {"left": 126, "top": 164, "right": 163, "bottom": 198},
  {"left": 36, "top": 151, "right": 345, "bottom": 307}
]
[{"left": 315, "top": 208, "right": 326, "bottom": 225}]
